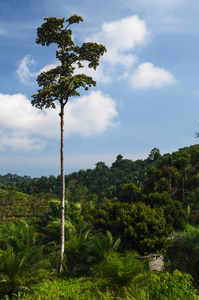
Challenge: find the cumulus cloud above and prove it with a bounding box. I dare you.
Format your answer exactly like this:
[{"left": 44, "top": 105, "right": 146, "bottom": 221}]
[
  {"left": 85, "top": 15, "right": 177, "bottom": 88},
  {"left": 0, "top": 91, "right": 117, "bottom": 151},
  {"left": 119, "top": 62, "right": 176, "bottom": 89},
  {"left": 65, "top": 90, "right": 118, "bottom": 136},
  {"left": 87, "top": 15, "right": 150, "bottom": 67},
  {"left": 0, "top": 93, "right": 57, "bottom": 136},
  {"left": 0, "top": 130, "right": 45, "bottom": 152},
  {"left": 0, "top": 93, "right": 55, "bottom": 151}
]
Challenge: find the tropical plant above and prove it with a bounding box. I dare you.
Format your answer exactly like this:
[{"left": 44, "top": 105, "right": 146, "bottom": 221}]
[
  {"left": 0, "top": 220, "right": 49, "bottom": 296},
  {"left": 92, "top": 231, "right": 121, "bottom": 262},
  {"left": 92, "top": 251, "right": 147, "bottom": 288},
  {"left": 64, "top": 230, "right": 94, "bottom": 276},
  {"left": 147, "top": 270, "right": 199, "bottom": 299}
]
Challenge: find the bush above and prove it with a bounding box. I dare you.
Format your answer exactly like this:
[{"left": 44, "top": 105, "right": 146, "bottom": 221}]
[
  {"left": 153, "top": 271, "right": 199, "bottom": 299},
  {"left": 92, "top": 251, "right": 147, "bottom": 288},
  {"left": 135, "top": 270, "right": 199, "bottom": 300}
]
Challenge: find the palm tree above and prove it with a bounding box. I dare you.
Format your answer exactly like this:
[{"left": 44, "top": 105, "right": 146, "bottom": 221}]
[
  {"left": 92, "top": 250, "right": 146, "bottom": 288},
  {"left": 92, "top": 231, "right": 121, "bottom": 262},
  {"left": 0, "top": 220, "right": 49, "bottom": 296}
]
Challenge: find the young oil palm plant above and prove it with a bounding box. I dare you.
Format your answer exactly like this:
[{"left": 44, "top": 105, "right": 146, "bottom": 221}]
[
  {"left": 65, "top": 229, "right": 94, "bottom": 276},
  {"left": 0, "top": 220, "right": 49, "bottom": 296},
  {"left": 92, "top": 230, "right": 121, "bottom": 262},
  {"left": 92, "top": 251, "right": 147, "bottom": 288}
]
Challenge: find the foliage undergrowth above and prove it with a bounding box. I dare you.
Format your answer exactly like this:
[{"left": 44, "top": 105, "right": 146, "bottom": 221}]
[
  {"left": 5, "top": 270, "right": 199, "bottom": 300},
  {"left": 8, "top": 278, "right": 106, "bottom": 300}
]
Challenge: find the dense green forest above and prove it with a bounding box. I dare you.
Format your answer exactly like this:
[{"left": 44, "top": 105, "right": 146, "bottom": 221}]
[{"left": 1, "top": 145, "right": 199, "bottom": 299}]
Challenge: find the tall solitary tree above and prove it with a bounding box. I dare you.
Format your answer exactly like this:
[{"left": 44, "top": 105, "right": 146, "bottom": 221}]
[{"left": 31, "top": 14, "right": 106, "bottom": 272}]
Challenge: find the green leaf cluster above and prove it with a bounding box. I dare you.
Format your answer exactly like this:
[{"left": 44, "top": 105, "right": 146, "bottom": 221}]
[{"left": 94, "top": 200, "right": 169, "bottom": 255}]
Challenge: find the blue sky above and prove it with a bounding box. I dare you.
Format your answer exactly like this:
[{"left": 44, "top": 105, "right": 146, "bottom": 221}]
[{"left": 0, "top": 0, "right": 199, "bottom": 177}]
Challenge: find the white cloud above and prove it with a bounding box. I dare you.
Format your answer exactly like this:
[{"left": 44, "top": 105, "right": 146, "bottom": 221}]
[
  {"left": 0, "top": 130, "right": 45, "bottom": 152},
  {"left": 0, "top": 93, "right": 57, "bottom": 151},
  {"left": 87, "top": 15, "right": 150, "bottom": 67},
  {"left": 0, "top": 93, "right": 58, "bottom": 136},
  {"left": 0, "top": 91, "right": 117, "bottom": 151},
  {"left": 16, "top": 55, "right": 37, "bottom": 84},
  {"left": 65, "top": 90, "right": 118, "bottom": 136},
  {"left": 120, "top": 62, "right": 176, "bottom": 89}
]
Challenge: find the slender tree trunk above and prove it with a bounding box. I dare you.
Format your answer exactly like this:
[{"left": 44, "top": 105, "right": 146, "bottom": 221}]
[{"left": 58, "top": 102, "right": 65, "bottom": 273}]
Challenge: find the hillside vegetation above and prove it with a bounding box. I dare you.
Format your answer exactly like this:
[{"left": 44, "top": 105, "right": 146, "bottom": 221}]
[{"left": 1, "top": 144, "right": 199, "bottom": 299}]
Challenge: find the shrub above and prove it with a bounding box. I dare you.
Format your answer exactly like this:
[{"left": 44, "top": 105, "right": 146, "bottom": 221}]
[
  {"left": 0, "top": 220, "right": 50, "bottom": 296},
  {"left": 137, "top": 270, "right": 199, "bottom": 300},
  {"left": 92, "top": 251, "right": 147, "bottom": 288}
]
